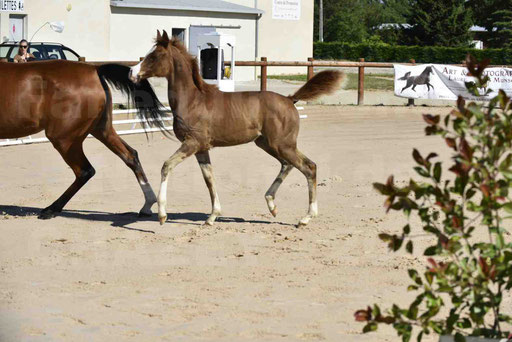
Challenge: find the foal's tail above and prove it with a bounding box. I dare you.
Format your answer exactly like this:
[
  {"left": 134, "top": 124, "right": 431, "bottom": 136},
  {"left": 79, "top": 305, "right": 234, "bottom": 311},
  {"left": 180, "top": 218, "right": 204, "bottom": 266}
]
[
  {"left": 96, "top": 64, "right": 171, "bottom": 136},
  {"left": 288, "top": 70, "right": 344, "bottom": 103}
]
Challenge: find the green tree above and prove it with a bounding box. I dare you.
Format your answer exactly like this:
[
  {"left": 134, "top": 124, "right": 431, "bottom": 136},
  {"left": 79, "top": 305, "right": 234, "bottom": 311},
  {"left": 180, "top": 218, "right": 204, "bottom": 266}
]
[
  {"left": 405, "top": 0, "right": 474, "bottom": 47},
  {"left": 467, "top": 0, "right": 512, "bottom": 48},
  {"left": 313, "top": 0, "right": 411, "bottom": 43}
]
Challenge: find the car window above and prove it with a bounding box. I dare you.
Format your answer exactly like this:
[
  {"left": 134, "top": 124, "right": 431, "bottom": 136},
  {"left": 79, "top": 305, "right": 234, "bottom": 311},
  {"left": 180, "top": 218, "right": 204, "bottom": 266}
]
[
  {"left": 0, "top": 46, "right": 10, "bottom": 58},
  {"left": 44, "top": 45, "right": 64, "bottom": 60},
  {"left": 62, "top": 48, "right": 79, "bottom": 61},
  {"left": 28, "top": 45, "right": 45, "bottom": 60},
  {"left": 7, "top": 46, "right": 19, "bottom": 60}
]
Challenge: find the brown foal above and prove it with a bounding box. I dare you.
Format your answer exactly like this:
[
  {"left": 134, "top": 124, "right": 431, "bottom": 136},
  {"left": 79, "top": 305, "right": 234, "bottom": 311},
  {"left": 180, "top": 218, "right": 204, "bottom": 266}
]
[
  {"left": 130, "top": 30, "right": 343, "bottom": 227},
  {"left": 0, "top": 60, "right": 166, "bottom": 218}
]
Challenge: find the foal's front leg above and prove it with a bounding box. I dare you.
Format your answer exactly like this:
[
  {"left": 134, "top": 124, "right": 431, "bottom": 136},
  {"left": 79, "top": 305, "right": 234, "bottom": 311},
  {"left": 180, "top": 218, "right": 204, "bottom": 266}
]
[
  {"left": 196, "top": 151, "right": 222, "bottom": 225},
  {"left": 158, "top": 141, "right": 198, "bottom": 225}
]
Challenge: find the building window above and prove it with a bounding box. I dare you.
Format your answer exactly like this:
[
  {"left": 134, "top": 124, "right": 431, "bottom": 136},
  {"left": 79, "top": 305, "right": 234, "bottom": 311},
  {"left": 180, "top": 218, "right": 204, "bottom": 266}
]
[{"left": 172, "top": 28, "right": 185, "bottom": 43}]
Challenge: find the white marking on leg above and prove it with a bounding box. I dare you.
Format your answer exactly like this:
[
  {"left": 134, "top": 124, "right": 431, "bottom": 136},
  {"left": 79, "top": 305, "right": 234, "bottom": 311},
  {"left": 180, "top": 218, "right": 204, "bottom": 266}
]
[
  {"left": 310, "top": 201, "right": 318, "bottom": 217},
  {"left": 157, "top": 179, "right": 168, "bottom": 224},
  {"left": 199, "top": 163, "right": 222, "bottom": 225},
  {"left": 139, "top": 180, "right": 157, "bottom": 215}
]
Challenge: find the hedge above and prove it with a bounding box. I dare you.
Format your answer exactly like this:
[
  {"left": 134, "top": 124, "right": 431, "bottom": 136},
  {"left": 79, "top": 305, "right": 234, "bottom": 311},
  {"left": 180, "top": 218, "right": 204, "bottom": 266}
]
[{"left": 313, "top": 42, "right": 512, "bottom": 65}]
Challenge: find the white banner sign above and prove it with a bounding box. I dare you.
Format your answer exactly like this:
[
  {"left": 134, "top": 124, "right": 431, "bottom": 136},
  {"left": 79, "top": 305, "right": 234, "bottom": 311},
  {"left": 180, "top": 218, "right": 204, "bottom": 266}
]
[
  {"left": 272, "top": 0, "right": 301, "bottom": 20},
  {"left": 0, "top": 0, "right": 24, "bottom": 12},
  {"left": 394, "top": 64, "right": 512, "bottom": 101}
]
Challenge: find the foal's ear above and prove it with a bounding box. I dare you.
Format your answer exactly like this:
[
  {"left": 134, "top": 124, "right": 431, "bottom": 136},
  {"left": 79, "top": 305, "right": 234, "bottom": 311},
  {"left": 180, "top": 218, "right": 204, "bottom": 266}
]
[
  {"left": 162, "top": 30, "right": 170, "bottom": 43},
  {"left": 156, "top": 30, "right": 162, "bottom": 41}
]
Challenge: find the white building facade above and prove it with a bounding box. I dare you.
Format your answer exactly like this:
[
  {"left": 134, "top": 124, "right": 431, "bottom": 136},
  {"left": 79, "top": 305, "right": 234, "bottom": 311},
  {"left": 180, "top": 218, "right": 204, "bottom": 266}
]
[{"left": 0, "top": 0, "right": 313, "bottom": 80}]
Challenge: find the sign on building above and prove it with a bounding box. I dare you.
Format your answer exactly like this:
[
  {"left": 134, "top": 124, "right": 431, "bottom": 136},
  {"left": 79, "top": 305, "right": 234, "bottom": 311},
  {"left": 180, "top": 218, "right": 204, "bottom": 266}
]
[
  {"left": 1, "top": 0, "right": 24, "bottom": 12},
  {"left": 272, "top": 0, "right": 301, "bottom": 20},
  {"left": 394, "top": 64, "right": 512, "bottom": 101}
]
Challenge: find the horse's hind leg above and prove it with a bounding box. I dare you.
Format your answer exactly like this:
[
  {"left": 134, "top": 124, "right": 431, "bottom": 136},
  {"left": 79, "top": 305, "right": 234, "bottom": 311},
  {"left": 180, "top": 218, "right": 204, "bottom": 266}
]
[
  {"left": 40, "top": 138, "right": 95, "bottom": 219},
  {"left": 196, "top": 151, "right": 221, "bottom": 225},
  {"left": 92, "top": 127, "right": 157, "bottom": 216},
  {"left": 278, "top": 147, "right": 317, "bottom": 227},
  {"left": 255, "top": 136, "right": 293, "bottom": 217}
]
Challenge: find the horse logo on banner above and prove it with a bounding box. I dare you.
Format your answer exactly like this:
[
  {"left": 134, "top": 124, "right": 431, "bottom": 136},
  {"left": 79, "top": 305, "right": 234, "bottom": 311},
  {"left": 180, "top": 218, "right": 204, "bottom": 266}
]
[{"left": 398, "top": 66, "right": 434, "bottom": 93}]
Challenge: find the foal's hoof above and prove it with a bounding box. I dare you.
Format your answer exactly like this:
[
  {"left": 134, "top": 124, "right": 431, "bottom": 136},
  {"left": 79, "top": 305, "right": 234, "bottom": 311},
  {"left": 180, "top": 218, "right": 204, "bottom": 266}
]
[
  {"left": 38, "top": 208, "right": 59, "bottom": 220},
  {"left": 270, "top": 207, "right": 278, "bottom": 217},
  {"left": 158, "top": 215, "right": 167, "bottom": 225}
]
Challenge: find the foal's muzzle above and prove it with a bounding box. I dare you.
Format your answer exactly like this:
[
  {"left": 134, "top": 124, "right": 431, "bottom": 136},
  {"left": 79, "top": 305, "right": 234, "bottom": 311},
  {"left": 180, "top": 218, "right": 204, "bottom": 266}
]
[{"left": 129, "top": 70, "right": 140, "bottom": 84}]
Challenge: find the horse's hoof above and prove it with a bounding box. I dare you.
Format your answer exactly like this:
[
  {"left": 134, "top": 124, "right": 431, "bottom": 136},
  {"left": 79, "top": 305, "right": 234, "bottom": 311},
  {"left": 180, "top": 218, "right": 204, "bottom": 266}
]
[
  {"left": 270, "top": 207, "right": 278, "bottom": 217},
  {"left": 158, "top": 215, "right": 167, "bottom": 225},
  {"left": 38, "top": 208, "right": 58, "bottom": 220}
]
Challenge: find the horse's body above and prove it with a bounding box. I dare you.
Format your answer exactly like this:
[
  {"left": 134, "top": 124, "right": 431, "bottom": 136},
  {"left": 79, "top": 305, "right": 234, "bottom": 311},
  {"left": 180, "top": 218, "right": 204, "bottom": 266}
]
[
  {"left": 399, "top": 66, "right": 434, "bottom": 92},
  {"left": 130, "top": 31, "right": 343, "bottom": 226},
  {"left": 0, "top": 60, "right": 165, "bottom": 218}
]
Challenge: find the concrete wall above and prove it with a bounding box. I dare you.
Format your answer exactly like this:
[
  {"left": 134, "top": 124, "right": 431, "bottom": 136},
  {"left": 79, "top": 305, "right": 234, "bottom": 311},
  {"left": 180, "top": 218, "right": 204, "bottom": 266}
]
[
  {"left": 110, "top": 7, "right": 257, "bottom": 81},
  {"left": 0, "top": 0, "right": 111, "bottom": 60},
  {"left": 231, "top": 0, "right": 314, "bottom": 75}
]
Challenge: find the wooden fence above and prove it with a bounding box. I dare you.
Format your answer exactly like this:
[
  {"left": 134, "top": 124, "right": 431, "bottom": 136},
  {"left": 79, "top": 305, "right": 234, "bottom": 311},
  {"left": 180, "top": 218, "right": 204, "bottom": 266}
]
[{"left": 80, "top": 56, "right": 417, "bottom": 106}]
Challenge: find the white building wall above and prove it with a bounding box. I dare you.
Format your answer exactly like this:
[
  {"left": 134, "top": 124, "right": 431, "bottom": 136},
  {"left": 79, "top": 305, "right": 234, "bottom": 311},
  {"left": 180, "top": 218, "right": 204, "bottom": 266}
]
[
  {"left": 231, "top": 0, "right": 314, "bottom": 75},
  {"left": 110, "top": 7, "right": 257, "bottom": 81},
  {"left": 0, "top": 0, "right": 111, "bottom": 60}
]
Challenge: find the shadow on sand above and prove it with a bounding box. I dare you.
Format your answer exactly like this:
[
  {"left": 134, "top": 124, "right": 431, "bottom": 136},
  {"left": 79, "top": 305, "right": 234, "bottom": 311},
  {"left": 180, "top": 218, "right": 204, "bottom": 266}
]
[{"left": 0, "top": 205, "right": 294, "bottom": 232}]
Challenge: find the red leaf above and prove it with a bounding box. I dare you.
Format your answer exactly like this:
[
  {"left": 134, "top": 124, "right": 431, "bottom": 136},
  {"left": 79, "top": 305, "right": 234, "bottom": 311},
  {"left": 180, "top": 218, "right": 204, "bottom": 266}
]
[
  {"left": 480, "top": 184, "right": 491, "bottom": 198},
  {"left": 354, "top": 307, "right": 372, "bottom": 321},
  {"left": 445, "top": 138, "right": 457, "bottom": 150},
  {"left": 423, "top": 114, "right": 440, "bottom": 125},
  {"left": 459, "top": 138, "right": 473, "bottom": 161}
]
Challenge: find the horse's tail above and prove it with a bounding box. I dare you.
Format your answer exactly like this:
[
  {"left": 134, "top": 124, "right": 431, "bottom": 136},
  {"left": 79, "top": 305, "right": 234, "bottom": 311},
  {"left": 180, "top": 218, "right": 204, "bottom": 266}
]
[
  {"left": 398, "top": 72, "right": 411, "bottom": 80},
  {"left": 96, "top": 64, "right": 171, "bottom": 136},
  {"left": 288, "top": 70, "right": 344, "bottom": 103}
]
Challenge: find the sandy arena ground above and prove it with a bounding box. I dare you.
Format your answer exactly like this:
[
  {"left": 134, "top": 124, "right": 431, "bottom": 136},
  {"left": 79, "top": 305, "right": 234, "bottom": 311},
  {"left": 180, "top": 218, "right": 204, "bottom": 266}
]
[{"left": 0, "top": 105, "right": 466, "bottom": 341}]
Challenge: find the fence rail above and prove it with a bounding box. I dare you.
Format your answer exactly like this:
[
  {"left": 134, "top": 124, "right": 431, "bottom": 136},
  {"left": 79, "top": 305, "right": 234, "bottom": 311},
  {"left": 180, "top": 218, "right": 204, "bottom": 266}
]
[{"left": 83, "top": 56, "right": 488, "bottom": 105}]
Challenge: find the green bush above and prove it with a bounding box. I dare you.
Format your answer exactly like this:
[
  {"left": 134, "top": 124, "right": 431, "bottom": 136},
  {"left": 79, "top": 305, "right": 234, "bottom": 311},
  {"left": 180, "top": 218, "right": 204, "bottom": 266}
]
[
  {"left": 313, "top": 42, "right": 512, "bottom": 65},
  {"left": 355, "top": 56, "right": 512, "bottom": 341}
]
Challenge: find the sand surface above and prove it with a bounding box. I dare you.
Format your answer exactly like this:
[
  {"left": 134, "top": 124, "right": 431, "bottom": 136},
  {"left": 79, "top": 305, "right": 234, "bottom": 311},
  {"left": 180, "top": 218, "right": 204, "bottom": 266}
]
[{"left": 0, "top": 105, "right": 478, "bottom": 341}]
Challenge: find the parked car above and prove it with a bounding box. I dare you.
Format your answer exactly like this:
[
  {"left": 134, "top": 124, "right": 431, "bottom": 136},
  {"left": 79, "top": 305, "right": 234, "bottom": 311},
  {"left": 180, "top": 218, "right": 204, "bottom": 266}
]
[{"left": 0, "top": 42, "right": 81, "bottom": 62}]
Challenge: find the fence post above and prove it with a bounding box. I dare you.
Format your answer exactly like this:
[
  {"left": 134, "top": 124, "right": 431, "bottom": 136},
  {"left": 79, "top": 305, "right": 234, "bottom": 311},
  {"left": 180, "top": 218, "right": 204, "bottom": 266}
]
[
  {"left": 307, "top": 57, "right": 314, "bottom": 81},
  {"left": 79, "top": 57, "right": 85, "bottom": 62},
  {"left": 407, "top": 59, "right": 416, "bottom": 106},
  {"left": 357, "top": 58, "right": 364, "bottom": 105},
  {"left": 260, "top": 57, "right": 267, "bottom": 91}
]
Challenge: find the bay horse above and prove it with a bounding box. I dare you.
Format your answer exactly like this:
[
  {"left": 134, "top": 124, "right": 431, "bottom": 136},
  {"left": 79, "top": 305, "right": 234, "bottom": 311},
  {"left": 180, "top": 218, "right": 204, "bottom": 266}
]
[
  {"left": 129, "top": 30, "right": 343, "bottom": 227},
  {"left": 399, "top": 66, "right": 434, "bottom": 93},
  {"left": 0, "top": 60, "right": 167, "bottom": 219}
]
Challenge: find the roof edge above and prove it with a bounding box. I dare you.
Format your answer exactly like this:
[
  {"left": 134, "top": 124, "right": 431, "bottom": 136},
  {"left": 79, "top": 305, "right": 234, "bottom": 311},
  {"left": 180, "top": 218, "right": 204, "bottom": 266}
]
[{"left": 110, "top": 1, "right": 264, "bottom": 15}]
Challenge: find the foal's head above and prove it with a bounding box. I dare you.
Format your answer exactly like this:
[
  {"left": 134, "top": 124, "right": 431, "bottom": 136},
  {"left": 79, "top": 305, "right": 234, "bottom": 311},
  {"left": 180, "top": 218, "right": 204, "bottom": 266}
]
[{"left": 129, "top": 30, "right": 173, "bottom": 83}]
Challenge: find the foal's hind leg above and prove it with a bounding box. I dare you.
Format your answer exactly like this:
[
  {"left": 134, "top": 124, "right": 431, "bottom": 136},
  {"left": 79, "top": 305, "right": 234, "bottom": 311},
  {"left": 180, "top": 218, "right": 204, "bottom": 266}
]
[
  {"left": 196, "top": 151, "right": 221, "bottom": 225},
  {"left": 158, "top": 141, "right": 199, "bottom": 225},
  {"left": 279, "top": 147, "right": 318, "bottom": 227},
  {"left": 255, "top": 137, "right": 293, "bottom": 217},
  {"left": 92, "top": 127, "right": 157, "bottom": 216},
  {"left": 40, "top": 138, "right": 95, "bottom": 219}
]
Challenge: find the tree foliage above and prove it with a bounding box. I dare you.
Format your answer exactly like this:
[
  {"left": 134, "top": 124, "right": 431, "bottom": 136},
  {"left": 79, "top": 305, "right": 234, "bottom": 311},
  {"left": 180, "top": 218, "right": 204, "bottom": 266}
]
[
  {"left": 404, "top": 0, "right": 474, "bottom": 47},
  {"left": 467, "top": 0, "right": 512, "bottom": 48}
]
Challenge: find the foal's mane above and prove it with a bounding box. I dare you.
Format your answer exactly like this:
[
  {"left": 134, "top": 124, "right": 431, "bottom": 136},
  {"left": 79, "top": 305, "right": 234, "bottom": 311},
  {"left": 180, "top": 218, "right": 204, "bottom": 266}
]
[{"left": 158, "top": 36, "right": 217, "bottom": 94}]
